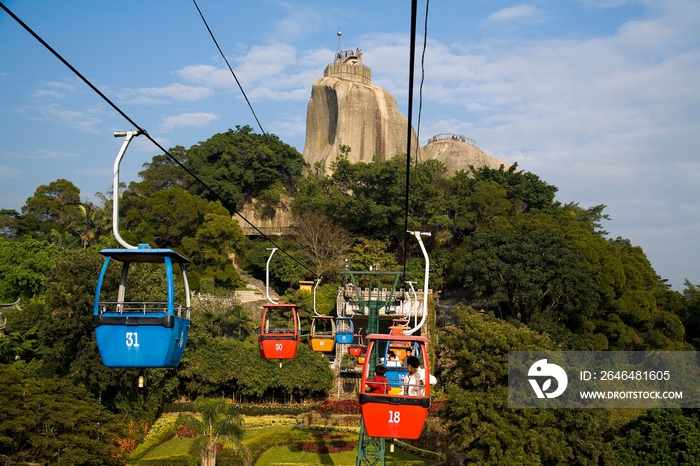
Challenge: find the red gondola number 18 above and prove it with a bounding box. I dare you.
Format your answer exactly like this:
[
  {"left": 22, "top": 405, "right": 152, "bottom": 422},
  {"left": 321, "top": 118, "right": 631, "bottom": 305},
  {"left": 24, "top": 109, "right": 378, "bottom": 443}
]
[{"left": 388, "top": 410, "right": 401, "bottom": 423}]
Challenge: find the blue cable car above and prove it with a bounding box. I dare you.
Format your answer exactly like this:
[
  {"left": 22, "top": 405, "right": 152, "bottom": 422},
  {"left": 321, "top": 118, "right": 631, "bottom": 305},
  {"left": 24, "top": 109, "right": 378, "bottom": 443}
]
[
  {"left": 92, "top": 131, "right": 193, "bottom": 368},
  {"left": 335, "top": 315, "right": 354, "bottom": 344},
  {"left": 92, "top": 245, "right": 191, "bottom": 368}
]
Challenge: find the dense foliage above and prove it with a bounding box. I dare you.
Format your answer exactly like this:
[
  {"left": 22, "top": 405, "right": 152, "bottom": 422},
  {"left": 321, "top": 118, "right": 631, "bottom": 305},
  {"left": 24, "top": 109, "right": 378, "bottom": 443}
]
[
  {"left": 0, "top": 365, "right": 127, "bottom": 464},
  {"left": 1, "top": 128, "right": 699, "bottom": 464},
  {"left": 438, "top": 307, "right": 617, "bottom": 464}
]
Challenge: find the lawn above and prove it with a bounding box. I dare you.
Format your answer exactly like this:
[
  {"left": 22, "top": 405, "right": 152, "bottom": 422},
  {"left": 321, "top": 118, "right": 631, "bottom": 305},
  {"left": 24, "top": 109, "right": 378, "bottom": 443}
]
[
  {"left": 255, "top": 441, "right": 435, "bottom": 465},
  {"left": 133, "top": 425, "right": 439, "bottom": 465}
]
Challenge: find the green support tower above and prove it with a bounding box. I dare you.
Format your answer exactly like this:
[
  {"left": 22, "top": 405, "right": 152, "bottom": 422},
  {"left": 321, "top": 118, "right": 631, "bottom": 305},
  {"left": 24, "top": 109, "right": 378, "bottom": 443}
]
[{"left": 340, "top": 270, "right": 402, "bottom": 466}]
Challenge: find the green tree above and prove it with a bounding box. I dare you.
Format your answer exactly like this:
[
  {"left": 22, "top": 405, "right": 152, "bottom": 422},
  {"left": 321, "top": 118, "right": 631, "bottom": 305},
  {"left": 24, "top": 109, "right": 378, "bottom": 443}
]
[
  {"left": 469, "top": 163, "right": 559, "bottom": 213},
  {"left": 69, "top": 201, "right": 105, "bottom": 248},
  {"left": 0, "top": 364, "right": 127, "bottom": 465},
  {"left": 614, "top": 409, "right": 700, "bottom": 465},
  {"left": 188, "top": 296, "right": 254, "bottom": 344},
  {"left": 181, "top": 210, "right": 246, "bottom": 290},
  {"left": 121, "top": 186, "right": 209, "bottom": 249},
  {"left": 176, "top": 397, "right": 244, "bottom": 466},
  {"left": 452, "top": 179, "right": 511, "bottom": 232},
  {"left": 677, "top": 280, "right": 700, "bottom": 348},
  {"left": 0, "top": 209, "right": 44, "bottom": 239},
  {"left": 438, "top": 306, "right": 616, "bottom": 465},
  {"left": 0, "top": 237, "right": 57, "bottom": 302},
  {"left": 121, "top": 187, "right": 245, "bottom": 291},
  {"left": 179, "top": 337, "right": 333, "bottom": 402},
  {"left": 243, "top": 240, "right": 307, "bottom": 293},
  {"left": 21, "top": 178, "right": 82, "bottom": 238},
  {"left": 138, "top": 147, "right": 190, "bottom": 191},
  {"left": 452, "top": 213, "right": 597, "bottom": 326},
  {"left": 180, "top": 126, "right": 306, "bottom": 209}
]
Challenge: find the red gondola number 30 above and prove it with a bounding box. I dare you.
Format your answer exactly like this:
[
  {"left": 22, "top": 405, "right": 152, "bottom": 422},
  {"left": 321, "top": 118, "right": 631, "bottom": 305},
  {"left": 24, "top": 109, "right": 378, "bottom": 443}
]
[
  {"left": 388, "top": 410, "right": 401, "bottom": 423},
  {"left": 126, "top": 332, "right": 140, "bottom": 348}
]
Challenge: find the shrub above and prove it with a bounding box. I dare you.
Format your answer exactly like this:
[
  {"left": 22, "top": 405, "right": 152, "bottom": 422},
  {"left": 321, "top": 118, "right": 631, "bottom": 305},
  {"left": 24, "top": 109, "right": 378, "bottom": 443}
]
[
  {"left": 314, "top": 399, "right": 360, "bottom": 414},
  {"left": 164, "top": 402, "right": 315, "bottom": 416},
  {"left": 176, "top": 424, "right": 197, "bottom": 438},
  {"left": 394, "top": 439, "right": 446, "bottom": 461},
  {"left": 127, "top": 416, "right": 178, "bottom": 461},
  {"left": 242, "top": 417, "right": 301, "bottom": 428},
  {"left": 427, "top": 400, "right": 444, "bottom": 417},
  {"left": 298, "top": 440, "right": 356, "bottom": 454}
]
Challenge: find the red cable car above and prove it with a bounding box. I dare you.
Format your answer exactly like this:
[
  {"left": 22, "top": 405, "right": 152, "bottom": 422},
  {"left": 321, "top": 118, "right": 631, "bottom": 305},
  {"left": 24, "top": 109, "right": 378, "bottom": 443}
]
[
  {"left": 359, "top": 334, "right": 431, "bottom": 440},
  {"left": 348, "top": 333, "right": 365, "bottom": 357},
  {"left": 258, "top": 302, "right": 300, "bottom": 359}
]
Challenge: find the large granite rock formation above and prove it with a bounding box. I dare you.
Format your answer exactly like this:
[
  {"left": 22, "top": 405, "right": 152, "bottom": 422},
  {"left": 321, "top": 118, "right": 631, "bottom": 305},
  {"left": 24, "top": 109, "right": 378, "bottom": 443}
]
[
  {"left": 302, "top": 49, "right": 510, "bottom": 177},
  {"left": 422, "top": 135, "right": 511, "bottom": 176},
  {"left": 303, "top": 49, "right": 421, "bottom": 173}
]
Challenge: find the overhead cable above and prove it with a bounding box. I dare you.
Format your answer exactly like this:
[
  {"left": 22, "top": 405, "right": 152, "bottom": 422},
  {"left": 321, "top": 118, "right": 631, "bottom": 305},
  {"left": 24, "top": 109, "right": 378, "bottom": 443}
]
[
  {"left": 0, "top": 2, "right": 319, "bottom": 279},
  {"left": 191, "top": 0, "right": 267, "bottom": 137},
  {"left": 402, "top": 0, "right": 419, "bottom": 277}
]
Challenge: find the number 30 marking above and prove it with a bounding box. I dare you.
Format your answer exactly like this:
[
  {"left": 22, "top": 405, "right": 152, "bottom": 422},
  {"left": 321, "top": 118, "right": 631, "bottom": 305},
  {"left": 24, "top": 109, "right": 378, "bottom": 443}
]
[
  {"left": 126, "top": 332, "right": 140, "bottom": 347},
  {"left": 275, "top": 343, "right": 283, "bottom": 350}
]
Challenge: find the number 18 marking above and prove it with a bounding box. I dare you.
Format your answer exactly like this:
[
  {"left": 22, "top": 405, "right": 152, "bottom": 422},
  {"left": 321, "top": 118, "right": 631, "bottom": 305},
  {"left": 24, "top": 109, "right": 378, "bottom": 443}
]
[{"left": 388, "top": 410, "right": 401, "bottom": 423}]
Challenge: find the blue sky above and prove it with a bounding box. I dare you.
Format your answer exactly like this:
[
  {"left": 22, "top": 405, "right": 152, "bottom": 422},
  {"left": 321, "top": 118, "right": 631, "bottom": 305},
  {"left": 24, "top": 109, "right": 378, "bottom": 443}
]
[{"left": 1, "top": 0, "right": 698, "bottom": 291}]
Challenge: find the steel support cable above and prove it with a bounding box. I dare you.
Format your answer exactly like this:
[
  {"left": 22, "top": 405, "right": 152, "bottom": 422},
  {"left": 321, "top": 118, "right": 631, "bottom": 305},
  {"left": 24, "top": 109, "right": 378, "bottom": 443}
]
[
  {"left": 402, "top": 0, "right": 418, "bottom": 277},
  {"left": 409, "top": 1, "right": 430, "bottom": 268},
  {"left": 191, "top": 0, "right": 267, "bottom": 137},
  {"left": 416, "top": 0, "right": 430, "bottom": 161},
  {"left": 0, "top": 2, "right": 319, "bottom": 279}
]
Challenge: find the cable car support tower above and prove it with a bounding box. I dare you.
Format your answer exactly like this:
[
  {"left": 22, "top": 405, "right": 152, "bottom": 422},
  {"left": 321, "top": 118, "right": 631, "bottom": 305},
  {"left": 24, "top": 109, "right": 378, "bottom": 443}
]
[{"left": 346, "top": 232, "right": 430, "bottom": 466}]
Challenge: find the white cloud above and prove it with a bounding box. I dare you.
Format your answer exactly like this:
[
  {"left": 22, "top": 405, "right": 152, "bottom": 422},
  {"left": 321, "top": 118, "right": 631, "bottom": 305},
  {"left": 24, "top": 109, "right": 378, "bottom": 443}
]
[
  {"left": 178, "top": 64, "right": 236, "bottom": 89},
  {"left": 0, "top": 165, "right": 20, "bottom": 178},
  {"left": 26, "top": 149, "right": 79, "bottom": 160},
  {"left": 23, "top": 104, "right": 104, "bottom": 133},
  {"left": 121, "top": 83, "right": 214, "bottom": 105},
  {"left": 399, "top": 5, "right": 700, "bottom": 174},
  {"left": 31, "top": 81, "right": 80, "bottom": 100},
  {"left": 158, "top": 112, "right": 219, "bottom": 132},
  {"left": 268, "top": 113, "right": 306, "bottom": 144},
  {"left": 487, "top": 5, "right": 544, "bottom": 23},
  {"left": 32, "top": 89, "right": 66, "bottom": 99},
  {"left": 179, "top": 43, "right": 325, "bottom": 103},
  {"left": 577, "top": 0, "right": 638, "bottom": 8},
  {"left": 48, "top": 81, "right": 78, "bottom": 91},
  {"left": 273, "top": 5, "right": 325, "bottom": 40}
]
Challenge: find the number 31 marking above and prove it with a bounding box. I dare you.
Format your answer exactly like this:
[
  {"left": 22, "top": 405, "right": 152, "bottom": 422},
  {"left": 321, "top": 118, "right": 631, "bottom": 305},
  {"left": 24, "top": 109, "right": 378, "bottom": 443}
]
[{"left": 126, "top": 332, "right": 140, "bottom": 347}]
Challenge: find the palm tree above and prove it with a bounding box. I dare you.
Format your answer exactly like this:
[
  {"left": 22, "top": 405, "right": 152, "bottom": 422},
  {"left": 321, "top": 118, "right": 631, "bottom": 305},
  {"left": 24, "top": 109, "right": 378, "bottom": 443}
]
[{"left": 176, "top": 398, "right": 245, "bottom": 466}]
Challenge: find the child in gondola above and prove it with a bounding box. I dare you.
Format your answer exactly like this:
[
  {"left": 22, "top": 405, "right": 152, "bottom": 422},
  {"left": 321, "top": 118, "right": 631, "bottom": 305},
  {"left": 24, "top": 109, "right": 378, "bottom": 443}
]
[{"left": 365, "top": 364, "right": 389, "bottom": 394}]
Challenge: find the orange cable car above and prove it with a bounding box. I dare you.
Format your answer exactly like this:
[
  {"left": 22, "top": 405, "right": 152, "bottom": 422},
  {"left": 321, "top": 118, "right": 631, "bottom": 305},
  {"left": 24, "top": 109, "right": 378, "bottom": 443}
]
[
  {"left": 309, "top": 314, "right": 336, "bottom": 352},
  {"left": 359, "top": 334, "right": 431, "bottom": 440},
  {"left": 258, "top": 302, "right": 300, "bottom": 359},
  {"left": 388, "top": 319, "right": 412, "bottom": 361}
]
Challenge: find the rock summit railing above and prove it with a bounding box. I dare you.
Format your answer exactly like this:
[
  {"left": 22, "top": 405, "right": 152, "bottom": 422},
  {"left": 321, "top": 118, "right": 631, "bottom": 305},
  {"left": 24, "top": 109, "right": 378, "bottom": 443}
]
[{"left": 426, "top": 133, "right": 475, "bottom": 146}]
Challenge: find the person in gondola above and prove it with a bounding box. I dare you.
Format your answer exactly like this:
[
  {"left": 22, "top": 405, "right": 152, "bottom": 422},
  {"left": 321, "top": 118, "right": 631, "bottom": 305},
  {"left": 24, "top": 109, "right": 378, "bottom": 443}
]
[
  {"left": 386, "top": 350, "right": 400, "bottom": 366},
  {"left": 402, "top": 356, "right": 424, "bottom": 396},
  {"left": 365, "top": 364, "right": 389, "bottom": 394},
  {"left": 400, "top": 348, "right": 413, "bottom": 366}
]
